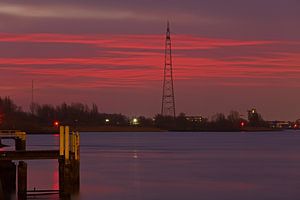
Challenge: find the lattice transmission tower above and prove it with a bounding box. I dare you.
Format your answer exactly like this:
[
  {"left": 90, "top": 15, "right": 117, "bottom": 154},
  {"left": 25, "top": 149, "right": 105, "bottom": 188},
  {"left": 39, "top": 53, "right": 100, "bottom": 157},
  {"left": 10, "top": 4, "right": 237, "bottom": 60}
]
[{"left": 161, "top": 22, "right": 176, "bottom": 118}]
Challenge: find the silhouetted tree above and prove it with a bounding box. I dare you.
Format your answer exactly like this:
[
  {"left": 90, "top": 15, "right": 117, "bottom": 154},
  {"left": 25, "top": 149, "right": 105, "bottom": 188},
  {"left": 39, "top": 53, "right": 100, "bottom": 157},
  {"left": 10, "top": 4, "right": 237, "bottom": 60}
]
[
  {"left": 175, "top": 113, "right": 189, "bottom": 130},
  {"left": 227, "top": 111, "right": 241, "bottom": 129},
  {"left": 0, "top": 97, "right": 33, "bottom": 129},
  {"left": 154, "top": 114, "right": 175, "bottom": 130},
  {"left": 138, "top": 116, "right": 154, "bottom": 127},
  {"left": 210, "top": 113, "right": 239, "bottom": 130},
  {"left": 248, "top": 108, "right": 267, "bottom": 127},
  {"left": 0, "top": 96, "right": 272, "bottom": 131}
]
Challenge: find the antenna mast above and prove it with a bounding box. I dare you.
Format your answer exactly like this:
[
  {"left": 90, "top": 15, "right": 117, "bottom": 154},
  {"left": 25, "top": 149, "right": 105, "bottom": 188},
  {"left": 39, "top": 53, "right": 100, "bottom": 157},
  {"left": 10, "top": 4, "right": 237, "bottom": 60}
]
[{"left": 31, "top": 80, "right": 34, "bottom": 115}]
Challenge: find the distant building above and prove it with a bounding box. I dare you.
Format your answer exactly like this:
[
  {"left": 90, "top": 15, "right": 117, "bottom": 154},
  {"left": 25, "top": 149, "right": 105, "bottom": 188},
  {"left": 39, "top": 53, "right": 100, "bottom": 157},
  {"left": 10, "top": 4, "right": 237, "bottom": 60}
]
[
  {"left": 185, "top": 116, "right": 204, "bottom": 123},
  {"left": 267, "top": 121, "right": 294, "bottom": 129}
]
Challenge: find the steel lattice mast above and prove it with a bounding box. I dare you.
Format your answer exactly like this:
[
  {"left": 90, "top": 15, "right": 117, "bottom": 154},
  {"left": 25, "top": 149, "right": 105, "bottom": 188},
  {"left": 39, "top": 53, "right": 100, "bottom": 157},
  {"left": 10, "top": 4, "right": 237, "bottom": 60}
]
[{"left": 161, "top": 22, "right": 176, "bottom": 118}]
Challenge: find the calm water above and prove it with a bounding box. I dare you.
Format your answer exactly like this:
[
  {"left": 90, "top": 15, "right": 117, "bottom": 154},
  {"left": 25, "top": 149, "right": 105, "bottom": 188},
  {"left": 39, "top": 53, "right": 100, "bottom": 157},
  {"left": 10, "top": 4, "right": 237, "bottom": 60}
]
[{"left": 2, "top": 131, "right": 300, "bottom": 199}]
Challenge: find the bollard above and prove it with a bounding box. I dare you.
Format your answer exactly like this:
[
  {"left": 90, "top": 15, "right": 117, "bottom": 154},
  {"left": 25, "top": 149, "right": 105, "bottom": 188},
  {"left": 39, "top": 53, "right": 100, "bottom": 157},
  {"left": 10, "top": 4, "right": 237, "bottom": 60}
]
[{"left": 60, "top": 126, "right": 65, "bottom": 157}]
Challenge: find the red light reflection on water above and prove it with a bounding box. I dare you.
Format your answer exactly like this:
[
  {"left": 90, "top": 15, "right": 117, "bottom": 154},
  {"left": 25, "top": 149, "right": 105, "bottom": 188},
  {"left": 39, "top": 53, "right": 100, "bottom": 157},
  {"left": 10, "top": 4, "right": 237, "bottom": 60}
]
[{"left": 52, "top": 168, "right": 59, "bottom": 190}]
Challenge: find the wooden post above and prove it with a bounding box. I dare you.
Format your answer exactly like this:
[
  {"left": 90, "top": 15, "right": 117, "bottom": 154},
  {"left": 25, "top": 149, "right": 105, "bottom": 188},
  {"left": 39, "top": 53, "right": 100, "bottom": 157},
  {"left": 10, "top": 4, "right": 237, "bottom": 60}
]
[
  {"left": 15, "top": 132, "right": 26, "bottom": 151},
  {"left": 64, "top": 126, "right": 70, "bottom": 161},
  {"left": 18, "top": 161, "right": 27, "bottom": 199},
  {"left": 64, "top": 163, "right": 72, "bottom": 195},
  {"left": 73, "top": 132, "right": 80, "bottom": 194},
  {"left": 70, "top": 132, "right": 75, "bottom": 153},
  {"left": 58, "top": 126, "right": 80, "bottom": 198},
  {"left": 75, "top": 132, "right": 80, "bottom": 161},
  {"left": 74, "top": 134, "right": 78, "bottom": 161},
  {"left": 60, "top": 126, "right": 65, "bottom": 157},
  {"left": 0, "top": 161, "right": 16, "bottom": 199},
  {"left": 59, "top": 158, "right": 65, "bottom": 197},
  {"left": 72, "top": 160, "right": 80, "bottom": 194},
  {"left": 0, "top": 178, "right": 3, "bottom": 200},
  {"left": 59, "top": 160, "right": 72, "bottom": 198}
]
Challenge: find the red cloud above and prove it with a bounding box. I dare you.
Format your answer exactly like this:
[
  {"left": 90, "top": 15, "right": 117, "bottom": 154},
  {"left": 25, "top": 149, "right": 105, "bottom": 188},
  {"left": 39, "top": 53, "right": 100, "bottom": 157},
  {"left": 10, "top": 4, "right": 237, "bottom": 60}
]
[
  {"left": 0, "top": 32, "right": 299, "bottom": 92},
  {"left": 0, "top": 33, "right": 278, "bottom": 50}
]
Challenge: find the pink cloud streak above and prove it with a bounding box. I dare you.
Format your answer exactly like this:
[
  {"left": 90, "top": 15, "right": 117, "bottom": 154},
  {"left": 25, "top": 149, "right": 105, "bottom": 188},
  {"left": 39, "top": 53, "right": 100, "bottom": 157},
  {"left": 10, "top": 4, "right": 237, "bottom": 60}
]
[{"left": 0, "top": 33, "right": 280, "bottom": 50}]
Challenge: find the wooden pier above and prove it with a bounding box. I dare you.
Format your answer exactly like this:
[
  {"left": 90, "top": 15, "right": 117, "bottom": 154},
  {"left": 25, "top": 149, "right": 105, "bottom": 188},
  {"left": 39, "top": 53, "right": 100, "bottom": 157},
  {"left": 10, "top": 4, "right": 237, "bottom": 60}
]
[
  {"left": 0, "top": 150, "right": 59, "bottom": 160},
  {"left": 0, "top": 126, "right": 80, "bottom": 200}
]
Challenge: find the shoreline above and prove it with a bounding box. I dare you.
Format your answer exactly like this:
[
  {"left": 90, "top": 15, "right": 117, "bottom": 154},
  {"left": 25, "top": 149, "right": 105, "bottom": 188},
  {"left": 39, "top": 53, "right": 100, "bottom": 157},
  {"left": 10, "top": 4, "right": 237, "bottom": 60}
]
[{"left": 24, "top": 126, "right": 286, "bottom": 134}]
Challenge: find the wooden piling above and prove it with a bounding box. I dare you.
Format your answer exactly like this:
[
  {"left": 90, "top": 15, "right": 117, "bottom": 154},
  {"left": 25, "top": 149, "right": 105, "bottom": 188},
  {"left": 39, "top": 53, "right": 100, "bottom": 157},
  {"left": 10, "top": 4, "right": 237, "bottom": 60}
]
[
  {"left": 0, "top": 178, "right": 4, "bottom": 200},
  {"left": 60, "top": 126, "right": 65, "bottom": 157},
  {"left": 59, "top": 159, "right": 74, "bottom": 198},
  {"left": 72, "top": 160, "right": 80, "bottom": 193},
  {"left": 58, "top": 130, "right": 80, "bottom": 197},
  {"left": 75, "top": 132, "right": 80, "bottom": 161},
  {"left": 64, "top": 126, "right": 70, "bottom": 161},
  {"left": 15, "top": 132, "right": 26, "bottom": 151},
  {"left": 1, "top": 126, "right": 80, "bottom": 198},
  {"left": 17, "top": 161, "right": 27, "bottom": 199},
  {"left": 73, "top": 132, "right": 80, "bottom": 193},
  {"left": 70, "top": 132, "right": 75, "bottom": 154},
  {"left": 0, "top": 161, "right": 16, "bottom": 198},
  {"left": 64, "top": 162, "right": 72, "bottom": 195},
  {"left": 58, "top": 158, "right": 65, "bottom": 197}
]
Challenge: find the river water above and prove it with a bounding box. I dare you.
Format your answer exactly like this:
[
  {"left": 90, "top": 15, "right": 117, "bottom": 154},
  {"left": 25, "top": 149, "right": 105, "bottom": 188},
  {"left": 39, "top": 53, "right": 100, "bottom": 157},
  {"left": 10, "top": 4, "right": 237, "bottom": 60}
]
[{"left": 2, "top": 131, "right": 300, "bottom": 199}]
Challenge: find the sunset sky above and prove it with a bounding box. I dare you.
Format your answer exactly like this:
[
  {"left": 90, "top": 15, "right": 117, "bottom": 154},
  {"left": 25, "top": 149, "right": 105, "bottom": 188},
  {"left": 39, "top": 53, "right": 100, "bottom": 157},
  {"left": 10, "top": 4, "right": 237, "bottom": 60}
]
[{"left": 0, "top": 0, "right": 300, "bottom": 120}]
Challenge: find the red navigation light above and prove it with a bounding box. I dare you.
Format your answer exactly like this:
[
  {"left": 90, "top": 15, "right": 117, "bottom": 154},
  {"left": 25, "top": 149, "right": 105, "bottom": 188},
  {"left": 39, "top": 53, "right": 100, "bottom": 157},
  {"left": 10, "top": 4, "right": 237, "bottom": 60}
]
[
  {"left": 240, "top": 121, "right": 245, "bottom": 127},
  {"left": 294, "top": 124, "right": 298, "bottom": 129},
  {"left": 54, "top": 121, "right": 59, "bottom": 127}
]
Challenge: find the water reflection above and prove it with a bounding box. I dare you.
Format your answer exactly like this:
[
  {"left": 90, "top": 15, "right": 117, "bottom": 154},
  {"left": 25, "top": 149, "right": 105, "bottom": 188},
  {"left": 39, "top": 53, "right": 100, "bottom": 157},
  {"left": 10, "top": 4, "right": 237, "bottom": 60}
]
[
  {"left": 0, "top": 160, "right": 79, "bottom": 200},
  {"left": 132, "top": 150, "right": 141, "bottom": 200},
  {"left": 52, "top": 168, "right": 59, "bottom": 190},
  {"left": 3, "top": 131, "right": 300, "bottom": 199},
  {"left": 0, "top": 147, "right": 79, "bottom": 200}
]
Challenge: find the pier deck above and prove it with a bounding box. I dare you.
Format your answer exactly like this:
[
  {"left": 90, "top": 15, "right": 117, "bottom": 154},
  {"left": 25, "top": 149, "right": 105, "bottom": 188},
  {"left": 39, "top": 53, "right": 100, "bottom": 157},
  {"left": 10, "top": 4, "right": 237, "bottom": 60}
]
[
  {"left": 0, "top": 130, "right": 25, "bottom": 139},
  {"left": 0, "top": 150, "right": 59, "bottom": 161},
  {"left": 0, "top": 126, "right": 80, "bottom": 199}
]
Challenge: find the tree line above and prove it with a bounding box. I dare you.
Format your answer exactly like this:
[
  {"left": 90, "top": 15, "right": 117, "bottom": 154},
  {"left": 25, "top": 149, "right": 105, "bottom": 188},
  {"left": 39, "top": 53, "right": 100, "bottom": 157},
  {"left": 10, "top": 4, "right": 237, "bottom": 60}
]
[
  {"left": 153, "top": 110, "right": 268, "bottom": 131},
  {"left": 0, "top": 97, "right": 128, "bottom": 130},
  {"left": 0, "top": 97, "right": 268, "bottom": 131}
]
